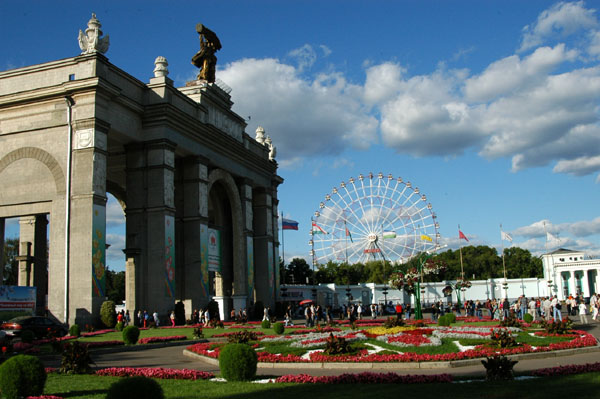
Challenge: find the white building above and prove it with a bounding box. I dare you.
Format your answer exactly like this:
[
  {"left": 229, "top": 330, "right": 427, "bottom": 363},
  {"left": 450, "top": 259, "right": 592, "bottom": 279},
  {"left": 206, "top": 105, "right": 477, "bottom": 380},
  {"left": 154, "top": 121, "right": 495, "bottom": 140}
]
[{"left": 542, "top": 248, "right": 599, "bottom": 300}]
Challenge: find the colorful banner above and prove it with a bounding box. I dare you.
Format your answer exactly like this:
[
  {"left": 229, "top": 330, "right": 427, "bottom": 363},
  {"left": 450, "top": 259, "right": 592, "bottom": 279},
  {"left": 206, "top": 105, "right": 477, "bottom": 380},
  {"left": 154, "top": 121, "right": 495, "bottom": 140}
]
[
  {"left": 267, "top": 241, "right": 274, "bottom": 304},
  {"left": 200, "top": 224, "right": 209, "bottom": 297},
  {"left": 247, "top": 236, "right": 254, "bottom": 301},
  {"left": 92, "top": 204, "right": 106, "bottom": 298},
  {"left": 0, "top": 286, "right": 36, "bottom": 313},
  {"left": 164, "top": 215, "right": 175, "bottom": 297},
  {"left": 208, "top": 228, "right": 221, "bottom": 272}
]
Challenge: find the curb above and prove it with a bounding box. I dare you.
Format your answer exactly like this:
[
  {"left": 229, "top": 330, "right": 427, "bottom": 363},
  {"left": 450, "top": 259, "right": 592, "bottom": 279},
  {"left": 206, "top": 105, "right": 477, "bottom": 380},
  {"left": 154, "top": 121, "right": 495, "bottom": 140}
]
[{"left": 182, "top": 344, "right": 600, "bottom": 370}]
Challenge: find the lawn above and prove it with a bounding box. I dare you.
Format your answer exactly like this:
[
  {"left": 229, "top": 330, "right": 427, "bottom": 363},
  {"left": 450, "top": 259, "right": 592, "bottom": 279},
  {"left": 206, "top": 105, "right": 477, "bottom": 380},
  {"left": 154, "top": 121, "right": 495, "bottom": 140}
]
[{"left": 41, "top": 371, "right": 600, "bottom": 399}]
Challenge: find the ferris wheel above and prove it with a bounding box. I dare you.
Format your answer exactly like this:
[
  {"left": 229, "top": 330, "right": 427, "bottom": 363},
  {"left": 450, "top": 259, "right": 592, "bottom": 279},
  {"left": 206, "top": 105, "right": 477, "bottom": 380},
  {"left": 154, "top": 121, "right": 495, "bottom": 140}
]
[{"left": 310, "top": 172, "right": 440, "bottom": 265}]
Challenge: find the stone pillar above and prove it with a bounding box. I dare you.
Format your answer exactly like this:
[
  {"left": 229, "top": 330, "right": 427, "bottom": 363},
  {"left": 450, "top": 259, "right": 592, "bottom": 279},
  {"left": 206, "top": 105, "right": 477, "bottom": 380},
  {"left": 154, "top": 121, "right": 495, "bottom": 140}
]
[
  {"left": 68, "top": 123, "right": 108, "bottom": 326},
  {"left": 570, "top": 270, "right": 576, "bottom": 296},
  {"left": 17, "top": 215, "right": 48, "bottom": 314},
  {"left": 238, "top": 180, "right": 253, "bottom": 310},
  {"left": 180, "top": 157, "right": 210, "bottom": 313},
  {"left": 582, "top": 269, "right": 590, "bottom": 297},
  {"left": 125, "top": 140, "right": 176, "bottom": 321},
  {"left": 253, "top": 189, "right": 274, "bottom": 308}
]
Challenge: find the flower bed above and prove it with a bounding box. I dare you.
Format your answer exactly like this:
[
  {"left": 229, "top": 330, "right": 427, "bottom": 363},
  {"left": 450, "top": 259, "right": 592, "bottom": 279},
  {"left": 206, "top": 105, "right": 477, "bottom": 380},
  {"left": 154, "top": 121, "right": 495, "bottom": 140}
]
[
  {"left": 96, "top": 367, "right": 214, "bottom": 380},
  {"left": 187, "top": 323, "right": 598, "bottom": 364},
  {"left": 138, "top": 335, "right": 187, "bottom": 344},
  {"left": 275, "top": 371, "right": 453, "bottom": 384},
  {"left": 531, "top": 361, "right": 600, "bottom": 377}
]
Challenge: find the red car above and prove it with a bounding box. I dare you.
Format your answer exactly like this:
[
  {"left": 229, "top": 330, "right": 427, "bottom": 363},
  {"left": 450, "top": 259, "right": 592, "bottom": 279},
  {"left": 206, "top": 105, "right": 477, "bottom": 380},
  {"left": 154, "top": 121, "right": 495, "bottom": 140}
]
[{"left": 1, "top": 316, "right": 67, "bottom": 339}]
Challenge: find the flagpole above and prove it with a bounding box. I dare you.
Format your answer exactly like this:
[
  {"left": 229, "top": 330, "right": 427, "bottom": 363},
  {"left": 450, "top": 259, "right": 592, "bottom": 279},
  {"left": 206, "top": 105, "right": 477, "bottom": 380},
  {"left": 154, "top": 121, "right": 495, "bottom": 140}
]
[
  {"left": 281, "top": 212, "right": 285, "bottom": 268},
  {"left": 500, "top": 224, "right": 508, "bottom": 299},
  {"left": 458, "top": 224, "right": 465, "bottom": 307}
]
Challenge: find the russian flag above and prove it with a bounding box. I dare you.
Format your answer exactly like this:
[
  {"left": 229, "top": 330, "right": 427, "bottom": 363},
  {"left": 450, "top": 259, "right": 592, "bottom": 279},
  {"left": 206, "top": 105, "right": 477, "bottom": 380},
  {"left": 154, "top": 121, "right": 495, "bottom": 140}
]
[{"left": 282, "top": 218, "right": 299, "bottom": 230}]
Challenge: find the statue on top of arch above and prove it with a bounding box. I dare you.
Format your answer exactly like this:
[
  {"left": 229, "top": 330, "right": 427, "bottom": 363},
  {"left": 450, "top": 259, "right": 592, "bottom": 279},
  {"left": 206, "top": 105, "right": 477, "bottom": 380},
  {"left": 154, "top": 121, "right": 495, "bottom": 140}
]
[
  {"left": 78, "top": 13, "right": 110, "bottom": 55},
  {"left": 191, "top": 23, "right": 221, "bottom": 83}
]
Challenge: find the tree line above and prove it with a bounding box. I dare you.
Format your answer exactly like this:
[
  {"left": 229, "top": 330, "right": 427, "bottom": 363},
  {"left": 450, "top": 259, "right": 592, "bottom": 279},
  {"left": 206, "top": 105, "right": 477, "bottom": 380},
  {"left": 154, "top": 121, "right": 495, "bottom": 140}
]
[{"left": 280, "top": 245, "right": 542, "bottom": 285}]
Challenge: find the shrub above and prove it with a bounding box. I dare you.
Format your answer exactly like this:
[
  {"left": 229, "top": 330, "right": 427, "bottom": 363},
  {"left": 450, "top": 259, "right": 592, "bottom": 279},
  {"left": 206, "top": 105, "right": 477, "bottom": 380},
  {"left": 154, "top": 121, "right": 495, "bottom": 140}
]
[
  {"left": 261, "top": 319, "right": 271, "bottom": 329},
  {"left": 100, "top": 300, "right": 117, "bottom": 328},
  {"left": 481, "top": 355, "right": 518, "bottom": 381},
  {"left": 20, "top": 329, "right": 35, "bottom": 343},
  {"left": 540, "top": 318, "right": 573, "bottom": 334},
  {"left": 500, "top": 315, "right": 522, "bottom": 328},
  {"left": 490, "top": 329, "right": 517, "bottom": 348},
  {"left": 383, "top": 317, "right": 404, "bottom": 328},
  {"left": 227, "top": 331, "right": 257, "bottom": 344},
  {"left": 273, "top": 322, "right": 285, "bottom": 335},
  {"left": 219, "top": 343, "right": 258, "bottom": 381},
  {"left": 446, "top": 313, "right": 457, "bottom": 323},
  {"left": 174, "top": 301, "right": 185, "bottom": 326},
  {"left": 115, "top": 321, "right": 124, "bottom": 332},
  {"left": 106, "top": 376, "right": 164, "bottom": 399},
  {"left": 0, "top": 354, "right": 47, "bottom": 399},
  {"left": 192, "top": 326, "right": 204, "bottom": 339},
  {"left": 323, "top": 333, "right": 351, "bottom": 355},
  {"left": 122, "top": 326, "right": 140, "bottom": 345},
  {"left": 60, "top": 341, "right": 93, "bottom": 374},
  {"left": 523, "top": 313, "right": 533, "bottom": 323},
  {"left": 438, "top": 315, "right": 451, "bottom": 326},
  {"left": 68, "top": 324, "right": 81, "bottom": 337}
]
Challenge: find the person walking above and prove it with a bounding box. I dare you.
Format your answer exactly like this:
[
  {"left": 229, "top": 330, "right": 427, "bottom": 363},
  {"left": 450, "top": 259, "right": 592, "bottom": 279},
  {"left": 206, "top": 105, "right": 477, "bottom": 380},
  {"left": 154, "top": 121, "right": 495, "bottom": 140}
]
[
  {"left": 551, "top": 296, "right": 562, "bottom": 321},
  {"left": 153, "top": 310, "right": 160, "bottom": 327},
  {"left": 578, "top": 301, "right": 589, "bottom": 324},
  {"left": 170, "top": 310, "right": 176, "bottom": 327}
]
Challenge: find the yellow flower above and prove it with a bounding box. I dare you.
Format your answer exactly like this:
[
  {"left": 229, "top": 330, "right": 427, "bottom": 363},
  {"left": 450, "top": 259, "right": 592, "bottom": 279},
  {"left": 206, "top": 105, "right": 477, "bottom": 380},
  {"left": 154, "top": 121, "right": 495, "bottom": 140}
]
[{"left": 367, "top": 326, "right": 416, "bottom": 336}]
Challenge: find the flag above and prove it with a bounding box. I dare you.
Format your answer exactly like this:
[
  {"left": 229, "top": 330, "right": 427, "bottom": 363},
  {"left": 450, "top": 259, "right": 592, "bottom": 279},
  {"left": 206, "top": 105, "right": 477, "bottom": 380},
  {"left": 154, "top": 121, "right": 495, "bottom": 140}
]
[
  {"left": 345, "top": 226, "right": 354, "bottom": 243},
  {"left": 312, "top": 222, "right": 327, "bottom": 234},
  {"left": 383, "top": 231, "right": 396, "bottom": 239},
  {"left": 459, "top": 230, "right": 469, "bottom": 241},
  {"left": 501, "top": 231, "right": 513, "bottom": 243},
  {"left": 421, "top": 234, "right": 433, "bottom": 242},
  {"left": 282, "top": 218, "right": 299, "bottom": 230}
]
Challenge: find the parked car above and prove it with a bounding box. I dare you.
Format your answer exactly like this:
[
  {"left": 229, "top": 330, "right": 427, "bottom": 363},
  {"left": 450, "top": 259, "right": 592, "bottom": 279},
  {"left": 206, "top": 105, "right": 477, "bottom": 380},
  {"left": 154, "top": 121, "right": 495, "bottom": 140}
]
[{"left": 1, "top": 316, "right": 67, "bottom": 339}]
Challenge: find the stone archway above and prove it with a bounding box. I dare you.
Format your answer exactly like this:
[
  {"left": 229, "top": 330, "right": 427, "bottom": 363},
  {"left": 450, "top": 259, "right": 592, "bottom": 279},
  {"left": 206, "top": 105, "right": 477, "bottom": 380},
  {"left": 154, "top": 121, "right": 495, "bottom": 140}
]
[{"left": 207, "top": 169, "right": 245, "bottom": 319}]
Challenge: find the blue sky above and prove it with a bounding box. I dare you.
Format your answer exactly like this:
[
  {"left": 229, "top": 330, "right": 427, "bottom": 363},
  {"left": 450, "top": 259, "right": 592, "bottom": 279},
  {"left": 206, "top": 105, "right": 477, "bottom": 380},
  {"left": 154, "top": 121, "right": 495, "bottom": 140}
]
[{"left": 2, "top": 1, "right": 600, "bottom": 270}]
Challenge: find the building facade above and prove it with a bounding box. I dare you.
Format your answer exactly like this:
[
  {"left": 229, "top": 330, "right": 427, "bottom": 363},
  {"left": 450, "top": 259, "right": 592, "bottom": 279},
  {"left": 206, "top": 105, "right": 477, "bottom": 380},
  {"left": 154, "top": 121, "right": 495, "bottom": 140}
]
[
  {"left": 542, "top": 248, "right": 599, "bottom": 300},
  {"left": 0, "top": 15, "right": 282, "bottom": 325}
]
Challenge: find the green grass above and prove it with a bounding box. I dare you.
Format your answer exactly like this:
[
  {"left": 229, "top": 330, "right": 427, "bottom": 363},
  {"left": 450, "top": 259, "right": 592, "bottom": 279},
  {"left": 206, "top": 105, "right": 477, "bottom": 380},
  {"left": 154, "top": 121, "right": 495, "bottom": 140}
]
[{"left": 41, "top": 371, "right": 600, "bottom": 399}]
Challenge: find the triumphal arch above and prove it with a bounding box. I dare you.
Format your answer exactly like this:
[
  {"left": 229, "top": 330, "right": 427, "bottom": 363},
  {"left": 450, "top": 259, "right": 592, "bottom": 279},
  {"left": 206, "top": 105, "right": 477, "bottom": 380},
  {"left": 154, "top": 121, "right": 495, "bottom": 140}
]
[{"left": 0, "top": 15, "right": 282, "bottom": 325}]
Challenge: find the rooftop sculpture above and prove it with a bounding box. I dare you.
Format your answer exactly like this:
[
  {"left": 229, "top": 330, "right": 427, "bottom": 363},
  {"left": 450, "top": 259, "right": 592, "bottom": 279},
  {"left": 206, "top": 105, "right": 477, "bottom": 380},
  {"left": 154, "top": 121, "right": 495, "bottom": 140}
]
[
  {"left": 191, "top": 24, "right": 221, "bottom": 83},
  {"left": 78, "top": 13, "right": 110, "bottom": 55}
]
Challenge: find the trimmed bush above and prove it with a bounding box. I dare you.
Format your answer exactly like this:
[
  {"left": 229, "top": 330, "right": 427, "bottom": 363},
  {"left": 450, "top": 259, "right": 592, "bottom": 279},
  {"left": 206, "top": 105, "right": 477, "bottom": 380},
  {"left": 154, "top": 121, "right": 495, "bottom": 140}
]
[
  {"left": 68, "top": 324, "right": 81, "bottom": 337},
  {"left": 115, "top": 321, "right": 124, "bottom": 332},
  {"left": 106, "top": 376, "right": 164, "bottom": 399},
  {"left": 122, "top": 325, "right": 140, "bottom": 345},
  {"left": 273, "top": 322, "right": 285, "bottom": 335},
  {"left": 438, "top": 314, "right": 451, "bottom": 326},
  {"left": 261, "top": 319, "right": 271, "bottom": 329},
  {"left": 219, "top": 343, "right": 258, "bottom": 381},
  {"left": 0, "top": 354, "right": 46, "bottom": 399},
  {"left": 523, "top": 313, "right": 533, "bottom": 323},
  {"left": 446, "top": 313, "right": 457, "bottom": 323},
  {"left": 20, "top": 329, "right": 35, "bottom": 343},
  {"left": 100, "top": 300, "right": 117, "bottom": 328},
  {"left": 60, "top": 341, "right": 92, "bottom": 374}
]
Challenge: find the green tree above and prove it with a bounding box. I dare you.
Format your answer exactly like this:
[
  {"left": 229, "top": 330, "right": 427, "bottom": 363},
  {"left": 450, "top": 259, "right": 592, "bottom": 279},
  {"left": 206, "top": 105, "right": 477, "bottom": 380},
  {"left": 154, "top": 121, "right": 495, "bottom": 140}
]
[
  {"left": 1, "top": 238, "right": 18, "bottom": 285},
  {"left": 105, "top": 269, "right": 125, "bottom": 304},
  {"left": 503, "top": 247, "right": 542, "bottom": 278},
  {"left": 285, "top": 258, "right": 313, "bottom": 284}
]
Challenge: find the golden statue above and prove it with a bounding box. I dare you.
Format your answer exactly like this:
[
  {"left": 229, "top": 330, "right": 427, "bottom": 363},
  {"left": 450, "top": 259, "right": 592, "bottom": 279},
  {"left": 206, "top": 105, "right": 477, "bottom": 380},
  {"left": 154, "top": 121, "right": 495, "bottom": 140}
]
[{"left": 191, "top": 24, "right": 221, "bottom": 83}]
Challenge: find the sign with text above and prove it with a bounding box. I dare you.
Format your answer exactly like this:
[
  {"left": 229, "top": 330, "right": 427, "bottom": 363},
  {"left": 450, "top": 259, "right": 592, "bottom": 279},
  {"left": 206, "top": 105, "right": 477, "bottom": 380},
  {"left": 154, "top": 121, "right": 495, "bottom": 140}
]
[
  {"left": 208, "top": 228, "right": 221, "bottom": 272},
  {"left": 0, "top": 286, "right": 36, "bottom": 313}
]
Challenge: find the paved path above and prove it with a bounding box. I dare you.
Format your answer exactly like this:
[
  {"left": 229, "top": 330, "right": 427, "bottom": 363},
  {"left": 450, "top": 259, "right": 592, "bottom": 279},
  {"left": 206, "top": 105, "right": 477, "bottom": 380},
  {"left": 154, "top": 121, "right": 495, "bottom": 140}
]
[{"left": 47, "top": 317, "right": 600, "bottom": 378}]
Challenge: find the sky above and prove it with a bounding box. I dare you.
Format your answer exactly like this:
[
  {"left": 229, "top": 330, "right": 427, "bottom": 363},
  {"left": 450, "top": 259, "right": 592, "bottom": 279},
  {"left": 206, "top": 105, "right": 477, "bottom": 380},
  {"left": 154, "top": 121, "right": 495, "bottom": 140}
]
[{"left": 2, "top": 1, "right": 600, "bottom": 271}]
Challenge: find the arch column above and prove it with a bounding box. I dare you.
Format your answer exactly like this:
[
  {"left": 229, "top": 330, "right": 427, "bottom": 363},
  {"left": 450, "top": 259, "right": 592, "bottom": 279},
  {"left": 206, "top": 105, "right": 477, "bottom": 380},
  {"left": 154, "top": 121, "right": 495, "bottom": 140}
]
[
  {"left": 252, "top": 189, "right": 275, "bottom": 308},
  {"left": 18, "top": 215, "right": 48, "bottom": 314},
  {"left": 581, "top": 269, "right": 590, "bottom": 297},
  {"left": 125, "top": 140, "right": 177, "bottom": 320}
]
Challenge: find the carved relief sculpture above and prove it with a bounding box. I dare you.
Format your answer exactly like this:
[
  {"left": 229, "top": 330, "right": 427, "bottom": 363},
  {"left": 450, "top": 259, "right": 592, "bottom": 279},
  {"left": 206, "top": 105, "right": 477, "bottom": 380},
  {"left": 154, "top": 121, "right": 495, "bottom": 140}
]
[
  {"left": 78, "top": 13, "right": 110, "bottom": 54},
  {"left": 191, "top": 24, "right": 221, "bottom": 83}
]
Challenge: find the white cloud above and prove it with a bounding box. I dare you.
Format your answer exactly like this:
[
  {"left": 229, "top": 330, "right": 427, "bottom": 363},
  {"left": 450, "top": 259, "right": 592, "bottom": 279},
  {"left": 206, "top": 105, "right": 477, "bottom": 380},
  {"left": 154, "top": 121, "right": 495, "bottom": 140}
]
[
  {"left": 106, "top": 233, "right": 125, "bottom": 269},
  {"left": 519, "top": 1, "right": 598, "bottom": 52},
  {"left": 106, "top": 197, "right": 125, "bottom": 228},
  {"left": 319, "top": 45, "right": 332, "bottom": 57},
  {"left": 363, "top": 62, "right": 404, "bottom": 105},
  {"left": 219, "top": 58, "right": 378, "bottom": 161},
  {"left": 288, "top": 44, "right": 317, "bottom": 71},
  {"left": 553, "top": 154, "right": 600, "bottom": 176}
]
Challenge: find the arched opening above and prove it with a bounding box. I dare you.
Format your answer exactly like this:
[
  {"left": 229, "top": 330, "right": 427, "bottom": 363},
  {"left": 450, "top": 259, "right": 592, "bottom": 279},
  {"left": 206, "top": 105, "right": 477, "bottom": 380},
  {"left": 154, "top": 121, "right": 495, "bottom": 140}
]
[{"left": 208, "top": 181, "right": 234, "bottom": 300}]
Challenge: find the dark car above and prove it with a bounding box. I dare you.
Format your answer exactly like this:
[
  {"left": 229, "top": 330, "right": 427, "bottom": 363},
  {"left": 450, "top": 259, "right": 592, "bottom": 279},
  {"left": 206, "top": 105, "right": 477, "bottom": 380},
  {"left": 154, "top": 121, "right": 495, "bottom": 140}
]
[{"left": 1, "top": 316, "right": 67, "bottom": 339}]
